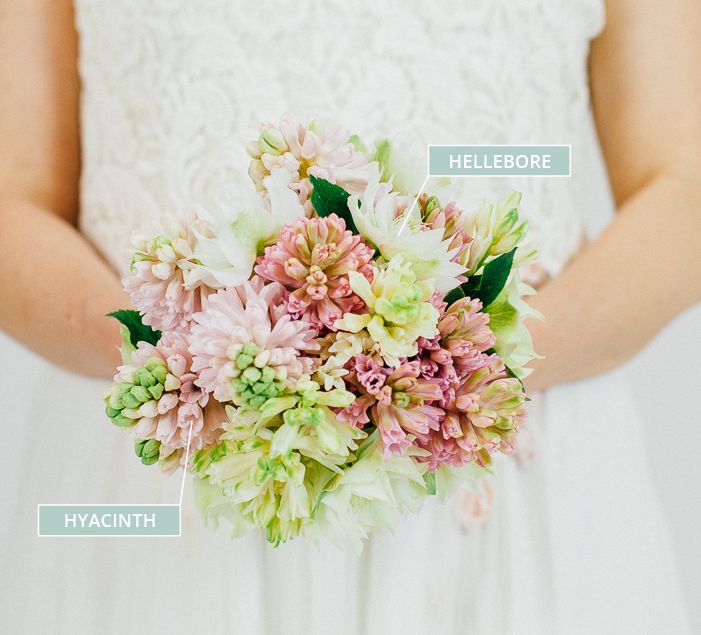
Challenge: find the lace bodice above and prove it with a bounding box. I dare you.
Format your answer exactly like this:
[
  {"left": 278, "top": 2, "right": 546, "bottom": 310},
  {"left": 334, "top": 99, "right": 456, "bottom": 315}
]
[{"left": 75, "top": 0, "right": 605, "bottom": 277}]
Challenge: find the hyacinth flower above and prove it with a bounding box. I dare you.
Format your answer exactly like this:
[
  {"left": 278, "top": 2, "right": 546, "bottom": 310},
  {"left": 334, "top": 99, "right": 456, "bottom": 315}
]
[
  {"left": 247, "top": 115, "right": 374, "bottom": 214},
  {"left": 255, "top": 213, "right": 375, "bottom": 331},
  {"left": 417, "top": 356, "right": 526, "bottom": 470},
  {"left": 189, "top": 278, "right": 319, "bottom": 403},
  {"left": 339, "top": 357, "right": 443, "bottom": 457},
  {"left": 256, "top": 375, "right": 363, "bottom": 469},
  {"left": 417, "top": 296, "right": 497, "bottom": 403},
  {"left": 334, "top": 255, "right": 439, "bottom": 367},
  {"left": 104, "top": 332, "right": 224, "bottom": 471},
  {"left": 123, "top": 209, "right": 214, "bottom": 332}
]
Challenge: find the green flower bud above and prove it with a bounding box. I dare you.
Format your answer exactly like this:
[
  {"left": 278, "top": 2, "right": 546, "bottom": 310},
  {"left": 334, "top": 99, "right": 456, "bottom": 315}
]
[
  {"left": 142, "top": 439, "right": 160, "bottom": 458},
  {"left": 242, "top": 342, "right": 260, "bottom": 357},
  {"left": 423, "top": 195, "right": 441, "bottom": 215},
  {"left": 148, "top": 383, "right": 164, "bottom": 400},
  {"left": 236, "top": 354, "right": 253, "bottom": 370},
  {"left": 259, "top": 128, "right": 287, "bottom": 155},
  {"left": 141, "top": 453, "right": 159, "bottom": 466},
  {"left": 265, "top": 516, "right": 302, "bottom": 547},
  {"left": 145, "top": 357, "right": 166, "bottom": 373},
  {"left": 261, "top": 384, "right": 279, "bottom": 398},
  {"left": 122, "top": 392, "right": 141, "bottom": 409},
  {"left": 130, "top": 385, "right": 151, "bottom": 403},
  {"left": 108, "top": 393, "right": 124, "bottom": 410},
  {"left": 257, "top": 456, "right": 275, "bottom": 474},
  {"left": 113, "top": 413, "right": 135, "bottom": 428},
  {"left": 135, "top": 438, "right": 161, "bottom": 465},
  {"left": 497, "top": 208, "right": 519, "bottom": 234},
  {"left": 242, "top": 366, "right": 262, "bottom": 384},
  {"left": 283, "top": 406, "right": 321, "bottom": 428},
  {"left": 252, "top": 381, "right": 269, "bottom": 395},
  {"left": 151, "top": 365, "right": 168, "bottom": 384},
  {"left": 138, "top": 369, "right": 158, "bottom": 387},
  {"left": 134, "top": 439, "right": 147, "bottom": 457},
  {"left": 261, "top": 366, "right": 275, "bottom": 384}
]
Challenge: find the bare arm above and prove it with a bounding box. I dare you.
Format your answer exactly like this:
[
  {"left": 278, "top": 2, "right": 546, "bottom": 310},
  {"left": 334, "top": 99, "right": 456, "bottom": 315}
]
[
  {"left": 0, "top": 0, "right": 128, "bottom": 377},
  {"left": 526, "top": 0, "right": 701, "bottom": 392}
]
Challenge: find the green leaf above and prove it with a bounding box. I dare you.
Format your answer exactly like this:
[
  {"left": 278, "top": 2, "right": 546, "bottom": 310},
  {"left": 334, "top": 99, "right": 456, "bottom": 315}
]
[
  {"left": 107, "top": 310, "right": 161, "bottom": 348},
  {"left": 309, "top": 175, "right": 357, "bottom": 233},
  {"left": 460, "top": 248, "right": 516, "bottom": 308},
  {"left": 443, "top": 285, "right": 465, "bottom": 305}
]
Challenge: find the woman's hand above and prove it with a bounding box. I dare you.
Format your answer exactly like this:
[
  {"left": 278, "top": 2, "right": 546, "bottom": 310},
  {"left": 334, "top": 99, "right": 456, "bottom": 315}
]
[
  {"left": 525, "top": 0, "right": 701, "bottom": 392},
  {"left": 0, "top": 0, "right": 128, "bottom": 377}
]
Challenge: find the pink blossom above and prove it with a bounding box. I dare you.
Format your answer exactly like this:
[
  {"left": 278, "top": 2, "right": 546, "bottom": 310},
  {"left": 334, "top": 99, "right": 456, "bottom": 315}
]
[
  {"left": 128, "top": 332, "right": 219, "bottom": 450},
  {"left": 352, "top": 354, "right": 390, "bottom": 395},
  {"left": 341, "top": 359, "right": 444, "bottom": 458},
  {"left": 104, "top": 331, "right": 227, "bottom": 474},
  {"left": 123, "top": 209, "right": 215, "bottom": 332},
  {"left": 189, "top": 277, "right": 319, "bottom": 402},
  {"left": 247, "top": 115, "right": 373, "bottom": 214},
  {"left": 255, "top": 214, "right": 374, "bottom": 331},
  {"left": 416, "top": 355, "right": 526, "bottom": 469},
  {"left": 336, "top": 393, "right": 374, "bottom": 428}
]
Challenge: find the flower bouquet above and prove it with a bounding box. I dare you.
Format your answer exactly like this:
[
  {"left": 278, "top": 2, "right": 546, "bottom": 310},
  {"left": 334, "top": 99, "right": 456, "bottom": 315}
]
[{"left": 105, "top": 116, "right": 538, "bottom": 550}]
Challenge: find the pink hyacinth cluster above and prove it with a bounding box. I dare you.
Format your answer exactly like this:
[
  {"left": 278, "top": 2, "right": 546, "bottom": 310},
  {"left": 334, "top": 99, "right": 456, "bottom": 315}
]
[
  {"left": 123, "top": 208, "right": 215, "bottom": 333},
  {"left": 247, "top": 115, "right": 373, "bottom": 214},
  {"left": 105, "top": 332, "right": 225, "bottom": 472},
  {"left": 337, "top": 295, "right": 526, "bottom": 469},
  {"left": 255, "top": 213, "right": 375, "bottom": 331},
  {"left": 189, "top": 277, "right": 319, "bottom": 403}
]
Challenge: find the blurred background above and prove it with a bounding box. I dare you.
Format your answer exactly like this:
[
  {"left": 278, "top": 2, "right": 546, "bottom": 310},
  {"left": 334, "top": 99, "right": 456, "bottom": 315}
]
[{"left": 1, "top": 129, "right": 699, "bottom": 628}]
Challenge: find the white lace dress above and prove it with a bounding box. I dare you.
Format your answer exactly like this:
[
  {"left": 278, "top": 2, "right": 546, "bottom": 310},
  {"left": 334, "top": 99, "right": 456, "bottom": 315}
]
[{"left": 1, "top": 1, "right": 690, "bottom": 633}]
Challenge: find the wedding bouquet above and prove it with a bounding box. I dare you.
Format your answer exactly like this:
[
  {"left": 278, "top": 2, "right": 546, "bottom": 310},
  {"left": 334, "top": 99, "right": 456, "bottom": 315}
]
[{"left": 104, "top": 116, "right": 539, "bottom": 550}]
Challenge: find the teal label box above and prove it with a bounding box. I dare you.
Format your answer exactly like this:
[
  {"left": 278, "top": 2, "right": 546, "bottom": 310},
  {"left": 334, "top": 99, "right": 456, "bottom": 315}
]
[
  {"left": 428, "top": 145, "right": 571, "bottom": 177},
  {"left": 38, "top": 504, "right": 181, "bottom": 537}
]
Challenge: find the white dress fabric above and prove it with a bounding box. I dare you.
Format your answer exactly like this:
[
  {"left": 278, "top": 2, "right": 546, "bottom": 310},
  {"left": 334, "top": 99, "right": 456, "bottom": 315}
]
[{"left": 1, "top": 1, "right": 691, "bottom": 633}]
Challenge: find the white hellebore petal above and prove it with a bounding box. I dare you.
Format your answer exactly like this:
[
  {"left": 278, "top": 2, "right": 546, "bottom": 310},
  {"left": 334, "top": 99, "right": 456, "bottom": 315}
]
[
  {"left": 304, "top": 432, "right": 430, "bottom": 553},
  {"left": 348, "top": 174, "right": 465, "bottom": 294},
  {"left": 485, "top": 273, "right": 543, "bottom": 378},
  {"left": 192, "top": 169, "right": 305, "bottom": 288}
]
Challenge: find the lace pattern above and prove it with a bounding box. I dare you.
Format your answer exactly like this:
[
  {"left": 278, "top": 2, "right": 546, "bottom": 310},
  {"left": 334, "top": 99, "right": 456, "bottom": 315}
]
[{"left": 75, "top": 0, "right": 605, "bottom": 277}]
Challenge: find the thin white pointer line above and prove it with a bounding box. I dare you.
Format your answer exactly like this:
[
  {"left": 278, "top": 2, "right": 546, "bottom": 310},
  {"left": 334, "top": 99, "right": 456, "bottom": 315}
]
[
  {"left": 397, "top": 175, "right": 429, "bottom": 236},
  {"left": 178, "top": 419, "right": 195, "bottom": 507}
]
